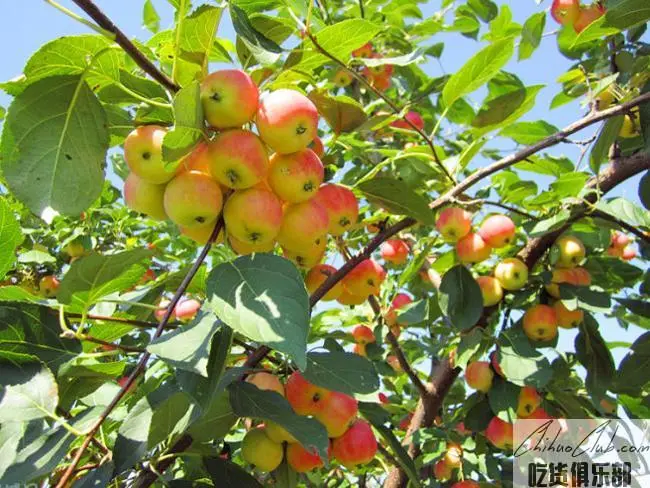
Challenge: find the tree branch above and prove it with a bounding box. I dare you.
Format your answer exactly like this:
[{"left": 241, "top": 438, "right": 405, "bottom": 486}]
[
  {"left": 71, "top": 0, "right": 179, "bottom": 93},
  {"left": 590, "top": 209, "right": 650, "bottom": 246}
]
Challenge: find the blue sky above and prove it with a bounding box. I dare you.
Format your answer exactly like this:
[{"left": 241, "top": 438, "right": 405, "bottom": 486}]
[{"left": 0, "top": 1, "right": 646, "bottom": 369}]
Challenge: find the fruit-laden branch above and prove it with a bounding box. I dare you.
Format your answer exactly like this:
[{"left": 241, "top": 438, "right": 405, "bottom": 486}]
[
  {"left": 590, "top": 209, "right": 650, "bottom": 246},
  {"left": 54, "top": 217, "right": 224, "bottom": 488},
  {"left": 383, "top": 152, "right": 650, "bottom": 488},
  {"left": 70, "top": 0, "right": 180, "bottom": 93}
]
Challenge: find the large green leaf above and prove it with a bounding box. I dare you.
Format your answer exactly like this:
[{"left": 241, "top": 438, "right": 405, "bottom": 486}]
[
  {"left": 57, "top": 250, "right": 152, "bottom": 310},
  {"left": 575, "top": 316, "right": 615, "bottom": 395},
  {"left": 302, "top": 351, "right": 379, "bottom": 395},
  {"left": 0, "top": 75, "right": 109, "bottom": 217},
  {"left": 497, "top": 329, "right": 553, "bottom": 388},
  {"left": 0, "top": 197, "right": 22, "bottom": 280},
  {"left": 148, "top": 391, "right": 200, "bottom": 446},
  {"left": 442, "top": 37, "right": 514, "bottom": 107},
  {"left": 0, "top": 361, "right": 58, "bottom": 423},
  {"left": 180, "top": 5, "right": 223, "bottom": 67},
  {"left": 438, "top": 265, "right": 483, "bottom": 331},
  {"left": 596, "top": 198, "right": 650, "bottom": 229},
  {"left": 162, "top": 80, "right": 204, "bottom": 164},
  {"left": 229, "top": 382, "right": 329, "bottom": 462},
  {"left": 590, "top": 116, "right": 624, "bottom": 173},
  {"left": 206, "top": 254, "right": 310, "bottom": 369},
  {"left": 356, "top": 177, "right": 435, "bottom": 225},
  {"left": 487, "top": 377, "right": 519, "bottom": 423},
  {"left": 616, "top": 332, "right": 650, "bottom": 395},
  {"left": 308, "top": 92, "right": 367, "bottom": 134},
  {"left": 500, "top": 120, "right": 558, "bottom": 145},
  {"left": 142, "top": 0, "right": 160, "bottom": 33},
  {"left": 519, "top": 12, "right": 545, "bottom": 60},
  {"left": 605, "top": 0, "right": 650, "bottom": 30},
  {"left": 230, "top": 3, "right": 282, "bottom": 65},
  {"left": 204, "top": 456, "right": 263, "bottom": 487},
  {"left": 372, "top": 423, "right": 422, "bottom": 487},
  {"left": 75, "top": 461, "right": 115, "bottom": 488}
]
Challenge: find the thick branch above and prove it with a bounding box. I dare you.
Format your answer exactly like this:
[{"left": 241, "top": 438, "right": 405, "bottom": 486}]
[{"left": 71, "top": 0, "right": 179, "bottom": 92}]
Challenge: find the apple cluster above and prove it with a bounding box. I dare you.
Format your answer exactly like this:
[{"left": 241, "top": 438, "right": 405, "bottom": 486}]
[
  {"left": 333, "top": 42, "right": 394, "bottom": 92},
  {"left": 122, "top": 69, "right": 361, "bottom": 271},
  {"left": 241, "top": 371, "right": 377, "bottom": 473},
  {"left": 551, "top": 0, "right": 606, "bottom": 33}
]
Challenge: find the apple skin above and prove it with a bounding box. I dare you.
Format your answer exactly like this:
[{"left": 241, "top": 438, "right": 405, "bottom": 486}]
[
  {"left": 308, "top": 136, "right": 325, "bottom": 157},
  {"left": 490, "top": 350, "right": 505, "bottom": 377},
  {"left": 39, "top": 275, "right": 60, "bottom": 298},
  {"left": 527, "top": 407, "right": 552, "bottom": 420},
  {"left": 574, "top": 3, "right": 606, "bottom": 33},
  {"left": 282, "top": 236, "right": 327, "bottom": 269},
  {"left": 456, "top": 232, "right": 492, "bottom": 264},
  {"left": 124, "top": 125, "right": 175, "bottom": 184},
  {"left": 352, "top": 325, "right": 375, "bottom": 345},
  {"left": 622, "top": 246, "right": 637, "bottom": 261},
  {"left": 485, "top": 416, "right": 513, "bottom": 450},
  {"left": 436, "top": 207, "right": 472, "bottom": 242},
  {"left": 266, "top": 420, "right": 297, "bottom": 443},
  {"left": 523, "top": 304, "right": 559, "bottom": 342},
  {"left": 494, "top": 257, "right": 529, "bottom": 291},
  {"left": 286, "top": 442, "right": 324, "bottom": 473},
  {"left": 620, "top": 113, "right": 641, "bottom": 138},
  {"left": 372, "top": 73, "right": 391, "bottom": 91},
  {"left": 223, "top": 188, "right": 283, "bottom": 245},
  {"left": 353, "top": 343, "right": 367, "bottom": 357},
  {"left": 285, "top": 371, "right": 331, "bottom": 416},
  {"left": 163, "top": 171, "right": 223, "bottom": 228},
  {"left": 174, "top": 298, "right": 201, "bottom": 322},
  {"left": 611, "top": 231, "right": 630, "bottom": 249},
  {"left": 517, "top": 386, "right": 542, "bottom": 418},
  {"left": 200, "top": 69, "right": 259, "bottom": 129},
  {"left": 337, "top": 288, "right": 368, "bottom": 306},
  {"left": 180, "top": 222, "right": 224, "bottom": 245},
  {"left": 550, "top": 0, "right": 581, "bottom": 26},
  {"left": 314, "top": 391, "right": 359, "bottom": 438},
  {"left": 277, "top": 200, "right": 329, "bottom": 251},
  {"left": 553, "top": 300, "right": 583, "bottom": 328},
  {"left": 478, "top": 214, "right": 516, "bottom": 248},
  {"left": 443, "top": 443, "right": 463, "bottom": 468},
  {"left": 465, "top": 361, "right": 494, "bottom": 393},
  {"left": 64, "top": 241, "right": 86, "bottom": 258},
  {"left": 241, "top": 427, "right": 283, "bottom": 472},
  {"left": 554, "top": 235, "right": 586, "bottom": 268},
  {"left": 342, "top": 259, "right": 386, "bottom": 297},
  {"left": 476, "top": 276, "right": 503, "bottom": 307},
  {"left": 333, "top": 69, "right": 353, "bottom": 87},
  {"left": 545, "top": 267, "right": 591, "bottom": 298},
  {"left": 352, "top": 42, "right": 373, "bottom": 57},
  {"left": 434, "top": 459, "right": 453, "bottom": 481},
  {"left": 385, "top": 293, "right": 413, "bottom": 327},
  {"left": 380, "top": 239, "right": 410, "bottom": 265},
  {"left": 331, "top": 419, "right": 377, "bottom": 468},
  {"left": 451, "top": 481, "right": 480, "bottom": 488},
  {"left": 246, "top": 372, "right": 285, "bottom": 396},
  {"left": 387, "top": 354, "right": 402, "bottom": 372},
  {"left": 229, "top": 235, "right": 276, "bottom": 255},
  {"left": 268, "top": 149, "right": 324, "bottom": 203},
  {"left": 391, "top": 111, "right": 425, "bottom": 131},
  {"left": 313, "top": 184, "right": 359, "bottom": 236},
  {"left": 305, "top": 264, "right": 343, "bottom": 301},
  {"left": 123, "top": 173, "right": 167, "bottom": 221},
  {"left": 256, "top": 89, "right": 319, "bottom": 154}
]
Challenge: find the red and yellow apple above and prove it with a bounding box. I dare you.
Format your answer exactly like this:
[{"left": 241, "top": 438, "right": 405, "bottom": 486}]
[
  {"left": 206, "top": 129, "right": 269, "bottom": 190},
  {"left": 478, "top": 214, "right": 516, "bottom": 248},
  {"left": 123, "top": 172, "right": 167, "bottom": 220},
  {"left": 517, "top": 386, "right": 542, "bottom": 418},
  {"left": 494, "top": 257, "right": 528, "bottom": 291},
  {"left": 313, "top": 184, "right": 359, "bottom": 236},
  {"left": 124, "top": 125, "right": 174, "bottom": 184},
  {"left": 485, "top": 416, "right": 513, "bottom": 450},
  {"left": 456, "top": 232, "right": 492, "bottom": 263},
  {"left": 352, "top": 325, "right": 375, "bottom": 345},
  {"left": 241, "top": 427, "right": 283, "bottom": 472},
  {"left": 436, "top": 207, "right": 472, "bottom": 242},
  {"left": 331, "top": 419, "right": 377, "bottom": 468},
  {"left": 380, "top": 239, "right": 410, "bottom": 265},
  {"left": 163, "top": 171, "right": 223, "bottom": 228},
  {"left": 277, "top": 199, "right": 329, "bottom": 251},
  {"left": 342, "top": 259, "right": 386, "bottom": 297},
  {"left": 268, "top": 149, "right": 324, "bottom": 203},
  {"left": 554, "top": 235, "right": 586, "bottom": 268},
  {"left": 523, "top": 304, "right": 558, "bottom": 342},
  {"left": 200, "top": 69, "right": 259, "bottom": 129},
  {"left": 465, "top": 361, "right": 494, "bottom": 393},
  {"left": 286, "top": 442, "right": 324, "bottom": 473},
  {"left": 553, "top": 300, "right": 583, "bottom": 328},
  {"left": 476, "top": 276, "right": 503, "bottom": 307},
  {"left": 223, "top": 188, "right": 283, "bottom": 245},
  {"left": 305, "top": 264, "right": 343, "bottom": 301}
]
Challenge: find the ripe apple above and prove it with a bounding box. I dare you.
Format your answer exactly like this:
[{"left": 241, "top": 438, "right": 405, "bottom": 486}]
[
  {"left": 490, "top": 350, "right": 505, "bottom": 378},
  {"left": 309, "top": 136, "right": 325, "bottom": 157},
  {"left": 331, "top": 419, "right": 377, "bottom": 468},
  {"left": 180, "top": 222, "right": 224, "bottom": 245},
  {"left": 353, "top": 343, "right": 367, "bottom": 357},
  {"left": 517, "top": 386, "right": 542, "bottom": 418},
  {"left": 200, "top": 69, "right": 258, "bottom": 129},
  {"left": 443, "top": 443, "right": 463, "bottom": 468},
  {"left": 39, "top": 275, "right": 60, "bottom": 298},
  {"left": 390, "top": 111, "right": 425, "bottom": 131},
  {"left": 337, "top": 288, "right": 368, "bottom": 306},
  {"left": 550, "top": 0, "right": 581, "bottom": 26},
  {"left": 380, "top": 239, "right": 410, "bottom": 265},
  {"left": 456, "top": 422, "right": 471, "bottom": 436},
  {"left": 154, "top": 299, "right": 174, "bottom": 322},
  {"left": 163, "top": 171, "right": 223, "bottom": 228},
  {"left": 387, "top": 354, "right": 402, "bottom": 372},
  {"left": 241, "top": 427, "right": 283, "bottom": 472},
  {"left": 265, "top": 420, "right": 297, "bottom": 443},
  {"left": 434, "top": 459, "right": 453, "bottom": 481},
  {"left": 476, "top": 276, "right": 503, "bottom": 307},
  {"left": 494, "top": 257, "right": 529, "bottom": 291},
  {"left": 268, "top": 149, "right": 324, "bottom": 203},
  {"left": 607, "top": 245, "right": 624, "bottom": 258},
  {"left": 553, "top": 300, "right": 583, "bottom": 328},
  {"left": 305, "top": 264, "right": 343, "bottom": 301},
  {"left": 229, "top": 235, "right": 276, "bottom": 255},
  {"left": 313, "top": 184, "right": 359, "bottom": 236},
  {"left": 523, "top": 304, "right": 559, "bottom": 342},
  {"left": 436, "top": 207, "right": 472, "bottom": 242},
  {"left": 123, "top": 172, "right": 167, "bottom": 221},
  {"left": 554, "top": 235, "right": 586, "bottom": 268},
  {"left": 285, "top": 371, "right": 331, "bottom": 416},
  {"left": 286, "top": 442, "right": 324, "bottom": 473},
  {"left": 282, "top": 235, "right": 327, "bottom": 269},
  {"left": 485, "top": 416, "right": 513, "bottom": 450},
  {"left": 333, "top": 69, "right": 353, "bottom": 87},
  {"left": 124, "top": 125, "right": 175, "bottom": 184},
  {"left": 342, "top": 259, "right": 386, "bottom": 296},
  {"left": 256, "top": 89, "right": 319, "bottom": 154},
  {"left": 223, "top": 188, "right": 283, "bottom": 245},
  {"left": 352, "top": 325, "right": 375, "bottom": 345},
  {"left": 384, "top": 293, "right": 413, "bottom": 326},
  {"left": 246, "top": 372, "right": 285, "bottom": 396},
  {"left": 456, "top": 232, "right": 492, "bottom": 263},
  {"left": 174, "top": 298, "right": 201, "bottom": 322},
  {"left": 314, "top": 391, "right": 358, "bottom": 438},
  {"left": 277, "top": 199, "right": 329, "bottom": 251},
  {"left": 574, "top": 3, "right": 606, "bottom": 33},
  {"left": 478, "top": 214, "right": 516, "bottom": 248},
  {"left": 372, "top": 73, "right": 391, "bottom": 91},
  {"left": 451, "top": 481, "right": 480, "bottom": 488},
  {"left": 527, "top": 407, "right": 552, "bottom": 420},
  {"left": 465, "top": 361, "right": 494, "bottom": 393},
  {"left": 545, "top": 267, "right": 592, "bottom": 298},
  {"left": 622, "top": 245, "right": 637, "bottom": 261},
  {"left": 611, "top": 231, "right": 630, "bottom": 249},
  {"left": 352, "top": 42, "right": 373, "bottom": 57}
]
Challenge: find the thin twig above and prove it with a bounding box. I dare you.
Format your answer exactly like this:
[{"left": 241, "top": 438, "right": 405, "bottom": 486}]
[
  {"left": 590, "top": 209, "right": 650, "bottom": 246},
  {"left": 451, "top": 197, "right": 540, "bottom": 221},
  {"left": 358, "top": 0, "right": 365, "bottom": 18}
]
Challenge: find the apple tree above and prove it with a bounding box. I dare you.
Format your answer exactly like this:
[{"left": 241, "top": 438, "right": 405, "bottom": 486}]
[{"left": 0, "top": 0, "right": 649, "bottom": 487}]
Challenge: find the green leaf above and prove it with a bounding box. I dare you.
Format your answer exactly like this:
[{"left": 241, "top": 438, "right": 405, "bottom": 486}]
[
  {"left": 180, "top": 5, "right": 223, "bottom": 69},
  {"left": 0, "top": 361, "right": 58, "bottom": 423},
  {"left": 203, "top": 456, "right": 263, "bottom": 487},
  {"left": 143, "top": 0, "right": 161, "bottom": 33},
  {"left": 206, "top": 254, "right": 310, "bottom": 369},
  {"left": 590, "top": 116, "right": 624, "bottom": 173},
  {"left": 372, "top": 423, "right": 422, "bottom": 487},
  {"left": 58, "top": 250, "right": 152, "bottom": 310},
  {"left": 497, "top": 329, "right": 553, "bottom": 388},
  {"left": 529, "top": 210, "right": 571, "bottom": 237},
  {"left": 472, "top": 85, "right": 544, "bottom": 136},
  {"left": 616, "top": 298, "right": 650, "bottom": 318},
  {"left": 0, "top": 421, "right": 23, "bottom": 479},
  {"left": 605, "top": 0, "right": 650, "bottom": 30},
  {"left": 559, "top": 285, "right": 611, "bottom": 313},
  {"left": 472, "top": 88, "right": 526, "bottom": 128},
  {"left": 273, "top": 459, "right": 299, "bottom": 488},
  {"left": 308, "top": 92, "right": 367, "bottom": 134},
  {"left": 500, "top": 121, "right": 559, "bottom": 145},
  {"left": 59, "top": 358, "right": 125, "bottom": 379},
  {"left": 0, "top": 75, "right": 109, "bottom": 217},
  {"left": 639, "top": 171, "right": 650, "bottom": 210},
  {"left": 0, "top": 303, "right": 81, "bottom": 371},
  {"left": 519, "top": 12, "right": 545, "bottom": 60},
  {"left": 0, "top": 197, "right": 22, "bottom": 279},
  {"left": 487, "top": 377, "right": 519, "bottom": 423},
  {"left": 186, "top": 390, "right": 236, "bottom": 443},
  {"left": 162, "top": 81, "right": 204, "bottom": 164},
  {"left": 455, "top": 328, "right": 486, "bottom": 369},
  {"left": 17, "top": 250, "right": 55, "bottom": 265},
  {"left": 75, "top": 461, "right": 115, "bottom": 488},
  {"left": 148, "top": 392, "right": 200, "bottom": 446},
  {"left": 596, "top": 197, "right": 650, "bottom": 229},
  {"left": 302, "top": 351, "right": 379, "bottom": 395},
  {"left": 230, "top": 3, "right": 282, "bottom": 65},
  {"left": 148, "top": 312, "right": 222, "bottom": 376},
  {"left": 356, "top": 177, "right": 435, "bottom": 225},
  {"left": 464, "top": 396, "right": 493, "bottom": 431},
  {"left": 616, "top": 332, "right": 650, "bottom": 395},
  {"left": 438, "top": 265, "right": 483, "bottom": 331},
  {"left": 575, "top": 316, "right": 615, "bottom": 395},
  {"left": 514, "top": 155, "right": 573, "bottom": 176},
  {"left": 395, "top": 299, "right": 429, "bottom": 326},
  {"left": 442, "top": 37, "right": 515, "bottom": 108},
  {"left": 228, "top": 382, "right": 329, "bottom": 462}
]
